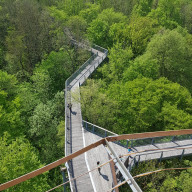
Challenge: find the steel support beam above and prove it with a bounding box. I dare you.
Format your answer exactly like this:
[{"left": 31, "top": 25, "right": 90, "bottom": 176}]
[{"left": 104, "top": 139, "right": 142, "bottom": 192}]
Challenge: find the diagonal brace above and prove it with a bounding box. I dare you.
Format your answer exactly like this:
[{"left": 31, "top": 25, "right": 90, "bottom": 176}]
[{"left": 104, "top": 139, "right": 142, "bottom": 192}]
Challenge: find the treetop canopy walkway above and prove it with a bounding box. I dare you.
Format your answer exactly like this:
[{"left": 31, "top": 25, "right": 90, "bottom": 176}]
[{"left": 0, "top": 41, "right": 192, "bottom": 192}]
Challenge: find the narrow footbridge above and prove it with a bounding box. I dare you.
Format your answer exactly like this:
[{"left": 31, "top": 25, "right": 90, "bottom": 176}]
[{"left": 0, "top": 41, "right": 192, "bottom": 192}]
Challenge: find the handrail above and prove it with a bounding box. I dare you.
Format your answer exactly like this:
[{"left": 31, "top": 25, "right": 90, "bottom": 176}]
[
  {"left": 66, "top": 53, "right": 98, "bottom": 88},
  {"left": 1, "top": 129, "right": 192, "bottom": 191},
  {"left": 107, "top": 129, "right": 192, "bottom": 142},
  {"left": 83, "top": 120, "right": 118, "bottom": 137},
  {"left": 128, "top": 145, "right": 192, "bottom": 171}
]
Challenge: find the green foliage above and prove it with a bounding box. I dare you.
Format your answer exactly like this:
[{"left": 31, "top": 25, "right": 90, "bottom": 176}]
[
  {"left": 128, "top": 16, "right": 159, "bottom": 55},
  {"left": 4, "top": 0, "right": 58, "bottom": 75},
  {"left": 87, "top": 8, "right": 126, "bottom": 47},
  {"left": 56, "top": 0, "right": 86, "bottom": 16},
  {"left": 79, "top": 3, "right": 101, "bottom": 23},
  {"left": 0, "top": 133, "right": 50, "bottom": 191},
  {"left": 148, "top": 0, "right": 181, "bottom": 29},
  {"left": 29, "top": 92, "right": 65, "bottom": 163},
  {"left": 123, "top": 53, "right": 159, "bottom": 81},
  {"left": 57, "top": 120, "right": 65, "bottom": 149},
  {"left": 180, "top": 0, "right": 192, "bottom": 33},
  {"left": 107, "top": 78, "right": 192, "bottom": 133},
  {"left": 99, "top": 0, "right": 137, "bottom": 16},
  {"left": 48, "top": 6, "right": 68, "bottom": 23},
  {"left": 31, "top": 70, "right": 52, "bottom": 102},
  {"left": 145, "top": 29, "right": 192, "bottom": 90},
  {"left": 80, "top": 80, "right": 118, "bottom": 131},
  {"left": 109, "top": 16, "right": 159, "bottom": 55},
  {"left": 67, "top": 15, "right": 87, "bottom": 41},
  {"left": 37, "top": 50, "right": 72, "bottom": 94},
  {"left": 161, "top": 102, "right": 192, "bottom": 130},
  {"left": 132, "top": 0, "right": 154, "bottom": 16},
  {"left": 129, "top": 157, "right": 192, "bottom": 192},
  {"left": 0, "top": 70, "right": 23, "bottom": 137},
  {"left": 1, "top": 0, "right": 192, "bottom": 190},
  {"left": 17, "top": 82, "right": 39, "bottom": 126},
  {"left": 101, "top": 43, "right": 133, "bottom": 83}
]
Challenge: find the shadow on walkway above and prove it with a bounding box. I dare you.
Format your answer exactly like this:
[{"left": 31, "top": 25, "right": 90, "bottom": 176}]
[
  {"left": 100, "top": 173, "right": 109, "bottom": 181},
  {"left": 71, "top": 111, "right": 77, "bottom": 115}
]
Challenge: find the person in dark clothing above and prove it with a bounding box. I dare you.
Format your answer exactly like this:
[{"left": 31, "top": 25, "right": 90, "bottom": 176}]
[
  {"left": 67, "top": 103, "right": 72, "bottom": 111},
  {"left": 97, "top": 161, "right": 101, "bottom": 174}
]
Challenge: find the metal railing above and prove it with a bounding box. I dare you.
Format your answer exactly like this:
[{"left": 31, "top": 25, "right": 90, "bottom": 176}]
[
  {"left": 92, "top": 44, "right": 108, "bottom": 53},
  {"left": 83, "top": 120, "right": 117, "bottom": 137},
  {"left": 130, "top": 134, "right": 192, "bottom": 148},
  {"left": 67, "top": 53, "right": 98, "bottom": 87},
  {"left": 82, "top": 120, "right": 131, "bottom": 148},
  {"left": 128, "top": 145, "right": 191, "bottom": 171}
]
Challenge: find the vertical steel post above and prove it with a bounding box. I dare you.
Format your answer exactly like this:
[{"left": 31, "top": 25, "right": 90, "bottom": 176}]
[
  {"left": 126, "top": 140, "right": 129, "bottom": 148},
  {"left": 60, "top": 167, "right": 67, "bottom": 192},
  {"left": 131, "top": 140, "right": 133, "bottom": 148},
  {"left": 180, "top": 149, "right": 185, "bottom": 160},
  {"left": 159, "top": 151, "right": 163, "bottom": 162},
  {"left": 92, "top": 125, "right": 95, "bottom": 133}
]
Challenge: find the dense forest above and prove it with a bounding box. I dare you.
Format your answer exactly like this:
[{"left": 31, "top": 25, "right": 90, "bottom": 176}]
[{"left": 0, "top": 0, "right": 192, "bottom": 191}]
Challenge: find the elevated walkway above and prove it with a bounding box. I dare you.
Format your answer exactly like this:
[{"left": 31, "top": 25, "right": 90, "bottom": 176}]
[
  {"left": 65, "top": 41, "right": 192, "bottom": 192},
  {"left": 65, "top": 43, "right": 108, "bottom": 191},
  {"left": 82, "top": 121, "right": 192, "bottom": 188},
  {"left": 1, "top": 42, "right": 192, "bottom": 192}
]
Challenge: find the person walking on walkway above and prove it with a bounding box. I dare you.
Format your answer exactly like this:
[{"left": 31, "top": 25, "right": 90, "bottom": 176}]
[
  {"left": 97, "top": 161, "right": 101, "bottom": 174},
  {"left": 67, "top": 103, "right": 72, "bottom": 112}
]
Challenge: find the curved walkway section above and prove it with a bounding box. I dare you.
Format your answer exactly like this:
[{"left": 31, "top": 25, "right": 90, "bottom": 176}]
[{"left": 65, "top": 43, "right": 108, "bottom": 192}]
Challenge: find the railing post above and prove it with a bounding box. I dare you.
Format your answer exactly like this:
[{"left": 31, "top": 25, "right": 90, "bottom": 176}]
[
  {"left": 86, "top": 122, "right": 88, "bottom": 130},
  {"left": 126, "top": 140, "right": 129, "bottom": 148},
  {"left": 137, "top": 155, "right": 140, "bottom": 166},
  {"left": 92, "top": 125, "right": 94, "bottom": 133},
  {"left": 60, "top": 167, "right": 68, "bottom": 192},
  {"left": 159, "top": 151, "right": 163, "bottom": 162},
  {"left": 151, "top": 138, "right": 154, "bottom": 145},
  {"left": 131, "top": 140, "right": 133, "bottom": 148},
  {"left": 172, "top": 136, "right": 175, "bottom": 142},
  {"left": 105, "top": 131, "right": 107, "bottom": 137},
  {"left": 180, "top": 149, "right": 185, "bottom": 160}
]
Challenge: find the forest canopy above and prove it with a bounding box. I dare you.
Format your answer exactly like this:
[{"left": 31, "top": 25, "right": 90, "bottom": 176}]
[{"left": 0, "top": 0, "right": 192, "bottom": 191}]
